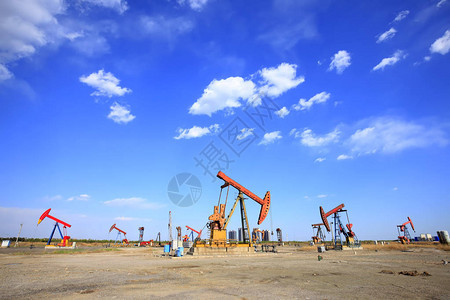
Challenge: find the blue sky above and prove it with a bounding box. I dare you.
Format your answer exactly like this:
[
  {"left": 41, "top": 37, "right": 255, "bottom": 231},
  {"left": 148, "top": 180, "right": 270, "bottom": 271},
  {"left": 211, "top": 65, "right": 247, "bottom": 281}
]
[{"left": 1, "top": 0, "right": 449, "bottom": 242}]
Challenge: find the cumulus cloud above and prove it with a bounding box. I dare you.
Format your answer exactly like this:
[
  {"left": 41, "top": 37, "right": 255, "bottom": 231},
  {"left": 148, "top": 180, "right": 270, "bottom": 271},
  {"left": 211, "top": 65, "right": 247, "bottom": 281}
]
[
  {"left": 430, "top": 30, "right": 450, "bottom": 55},
  {"left": 293, "top": 92, "right": 330, "bottom": 111},
  {"left": 337, "top": 154, "right": 353, "bottom": 160},
  {"left": 67, "top": 194, "right": 91, "bottom": 201},
  {"left": 108, "top": 102, "right": 135, "bottom": 124},
  {"left": 189, "top": 63, "right": 303, "bottom": 115},
  {"left": 372, "top": 50, "right": 406, "bottom": 71},
  {"left": 80, "top": 0, "right": 129, "bottom": 14},
  {"left": 275, "top": 107, "right": 290, "bottom": 118},
  {"left": 297, "top": 128, "right": 340, "bottom": 147},
  {"left": 104, "top": 197, "right": 165, "bottom": 209},
  {"left": 328, "top": 50, "right": 351, "bottom": 74},
  {"left": 236, "top": 128, "right": 254, "bottom": 140},
  {"left": 259, "top": 131, "right": 282, "bottom": 145},
  {"left": 80, "top": 70, "right": 131, "bottom": 97},
  {"left": 0, "top": 64, "right": 13, "bottom": 81},
  {"left": 314, "top": 157, "right": 326, "bottom": 163},
  {"left": 349, "top": 117, "right": 448, "bottom": 155},
  {"left": 0, "top": 0, "right": 65, "bottom": 79},
  {"left": 258, "top": 63, "right": 305, "bottom": 98},
  {"left": 376, "top": 28, "right": 397, "bottom": 43},
  {"left": 189, "top": 77, "right": 255, "bottom": 116},
  {"left": 393, "top": 10, "right": 409, "bottom": 22},
  {"left": 174, "top": 124, "right": 220, "bottom": 139}
]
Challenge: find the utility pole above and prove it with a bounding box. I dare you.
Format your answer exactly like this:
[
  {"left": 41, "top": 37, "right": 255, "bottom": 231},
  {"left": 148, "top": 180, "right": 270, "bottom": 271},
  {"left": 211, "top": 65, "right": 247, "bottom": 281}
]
[
  {"left": 168, "top": 211, "right": 173, "bottom": 241},
  {"left": 14, "top": 224, "right": 23, "bottom": 247}
]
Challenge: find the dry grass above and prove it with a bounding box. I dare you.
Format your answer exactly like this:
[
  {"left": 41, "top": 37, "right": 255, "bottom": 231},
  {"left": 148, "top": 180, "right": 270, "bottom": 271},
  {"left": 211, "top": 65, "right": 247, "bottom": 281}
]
[{"left": 297, "top": 242, "right": 450, "bottom": 252}]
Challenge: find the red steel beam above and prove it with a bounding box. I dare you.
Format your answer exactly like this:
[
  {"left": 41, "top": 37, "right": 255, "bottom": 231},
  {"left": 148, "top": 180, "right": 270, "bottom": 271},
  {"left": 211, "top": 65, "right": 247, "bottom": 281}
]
[
  {"left": 319, "top": 204, "right": 345, "bottom": 232},
  {"left": 110, "top": 224, "right": 126, "bottom": 235},
  {"left": 216, "top": 171, "right": 270, "bottom": 225},
  {"left": 37, "top": 208, "right": 72, "bottom": 227}
]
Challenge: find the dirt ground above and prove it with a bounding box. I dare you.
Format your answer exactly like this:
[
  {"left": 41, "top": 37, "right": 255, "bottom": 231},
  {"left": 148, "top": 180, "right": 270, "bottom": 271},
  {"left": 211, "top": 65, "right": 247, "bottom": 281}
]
[{"left": 1, "top": 244, "right": 449, "bottom": 299}]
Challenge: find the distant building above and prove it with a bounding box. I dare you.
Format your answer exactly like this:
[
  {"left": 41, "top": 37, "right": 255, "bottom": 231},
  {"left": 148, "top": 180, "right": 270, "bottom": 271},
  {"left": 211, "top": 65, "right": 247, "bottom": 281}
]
[
  {"left": 238, "top": 228, "right": 249, "bottom": 242},
  {"left": 263, "top": 230, "right": 270, "bottom": 241},
  {"left": 228, "top": 230, "right": 237, "bottom": 241}
]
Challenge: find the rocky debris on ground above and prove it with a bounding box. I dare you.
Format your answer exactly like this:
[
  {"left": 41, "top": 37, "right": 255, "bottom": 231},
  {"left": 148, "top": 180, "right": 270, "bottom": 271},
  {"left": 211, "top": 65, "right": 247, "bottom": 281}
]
[{"left": 398, "top": 270, "right": 431, "bottom": 276}]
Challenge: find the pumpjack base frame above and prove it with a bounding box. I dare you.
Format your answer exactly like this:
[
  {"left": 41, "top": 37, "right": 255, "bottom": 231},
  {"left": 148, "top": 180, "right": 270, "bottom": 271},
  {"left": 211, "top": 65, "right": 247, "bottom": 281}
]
[
  {"left": 45, "top": 244, "right": 76, "bottom": 250},
  {"left": 325, "top": 244, "right": 363, "bottom": 251},
  {"left": 188, "top": 245, "right": 254, "bottom": 256}
]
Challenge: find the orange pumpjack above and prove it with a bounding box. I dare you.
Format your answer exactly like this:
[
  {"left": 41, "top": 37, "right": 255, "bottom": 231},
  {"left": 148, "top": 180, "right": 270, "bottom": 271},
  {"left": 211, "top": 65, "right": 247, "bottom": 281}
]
[{"left": 202, "top": 171, "right": 271, "bottom": 247}]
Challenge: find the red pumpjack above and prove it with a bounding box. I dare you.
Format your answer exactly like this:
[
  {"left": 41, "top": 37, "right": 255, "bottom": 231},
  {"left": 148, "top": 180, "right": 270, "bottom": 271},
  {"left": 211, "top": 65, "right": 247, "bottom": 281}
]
[
  {"left": 38, "top": 208, "right": 72, "bottom": 247},
  {"left": 397, "top": 217, "right": 415, "bottom": 244},
  {"left": 109, "top": 224, "right": 129, "bottom": 245}
]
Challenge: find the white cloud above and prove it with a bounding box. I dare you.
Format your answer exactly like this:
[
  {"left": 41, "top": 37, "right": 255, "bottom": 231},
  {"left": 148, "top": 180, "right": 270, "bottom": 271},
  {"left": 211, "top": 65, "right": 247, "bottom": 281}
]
[
  {"left": 372, "top": 50, "right": 406, "bottom": 71},
  {"left": 64, "top": 31, "right": 84, "bottom": 42},
  {"left": 328, "top": 50, "right": 351, "bottom": 74},
  {"left": 314, "top": 157, "right": 326, "bottom": 163},
  {"left": 108, "top": 102, "right": 135, "bottom": 124},
  {"left": 393, "top": 187, "right": 399, "bottom": 191},
  {"left": 275, "top": 106, "right": 290, "bottom": 118},
  {"left": 0, "top": 1, "right": 65, "bottom": 78},
  {"left": 430, "top": 30, "right": 450, "bottom": 55},
  {"left": 80, "top": 70, "right": 131, "bottom": 97},
  {"left": 337, "top": 154, "right": 353, "bottom": 160},
  {"left": 174, "top": 124, "right": 220, "bottom": 139},
  {"left": 259, "top": 131, "right": 282, "bottom": 145},
  {"left": 80, "top": 0, "right": 129, "bottom": 14},
  {"left": 349, "top": 117, "right": 448, "bottom": 155},
  {"left": 298, "top": 128, "right": 340, "bottom": 147},
  {"left": 0, "top": 64, "right": 13, "bottom": 81},
  {"left": 376, "top": 28, "right": 397, "bottom": 43},
  {"left": 237, "top": 128, "right": 254, "bottom": 140},
  {"left": 258, "top": 63, "right": 305, "bottom": 98},
  {"left": 393, "top": 10, "right": 409, "bottom": 22},
  {"left": 104, "top": 197, "right": 165, "bottom": 209},
  {"left": 189, "top": 77, "right": 255, "bottom": 116},
  {"left": 317, "top": 194, "right": 328, "bottom": 198},
  {"left": 67, "top": 194, "right": 90, "bottom": 201},
  {"left": 437, "top": 0, "right": 448, "bottom": 7},
  {"left": 293, "top": 92, "right": 330, "bottom": 111},
  {"left": 177, "top": 0, "right": 209, "bottom": 11},
  {"left": 140, "top": 15, "right": 194, "bottom": 38},
  {"left": 189, "top": 63, "right": 303, "bottom": 115}
]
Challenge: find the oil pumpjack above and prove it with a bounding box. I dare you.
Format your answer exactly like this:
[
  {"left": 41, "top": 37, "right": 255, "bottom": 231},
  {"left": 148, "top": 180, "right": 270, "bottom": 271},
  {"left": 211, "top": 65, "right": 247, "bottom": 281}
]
[
  {"left": 193, "top": 171, "right": 270, "bottom": 252},
  {"left": 311, "top": 223, "right": 326, "bottom": 244},
  {"left": 319, "top": 203, "right": 360, "bottom": 249},
  {"left": 397, "top": 217, "right": 415, "bottom": 244}
]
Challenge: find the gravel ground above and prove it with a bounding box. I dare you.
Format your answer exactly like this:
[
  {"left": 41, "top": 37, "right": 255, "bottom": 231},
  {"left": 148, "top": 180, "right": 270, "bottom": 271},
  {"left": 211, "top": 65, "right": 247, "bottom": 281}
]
[{"left": 0, "top": 246, "right": 449, "bottom": 299}]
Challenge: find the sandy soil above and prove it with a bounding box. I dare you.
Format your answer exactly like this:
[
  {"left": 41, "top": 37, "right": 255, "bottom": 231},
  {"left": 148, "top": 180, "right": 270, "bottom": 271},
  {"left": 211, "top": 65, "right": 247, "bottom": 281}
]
[{"left": 0, "top": 245, "right": 449, "bottom": 299}]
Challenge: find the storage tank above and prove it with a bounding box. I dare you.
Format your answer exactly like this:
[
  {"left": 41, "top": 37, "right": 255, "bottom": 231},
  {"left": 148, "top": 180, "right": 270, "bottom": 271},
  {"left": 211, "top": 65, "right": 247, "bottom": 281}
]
[{"left": 438, "top": 230, "right": 449, "bottom": 245}]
